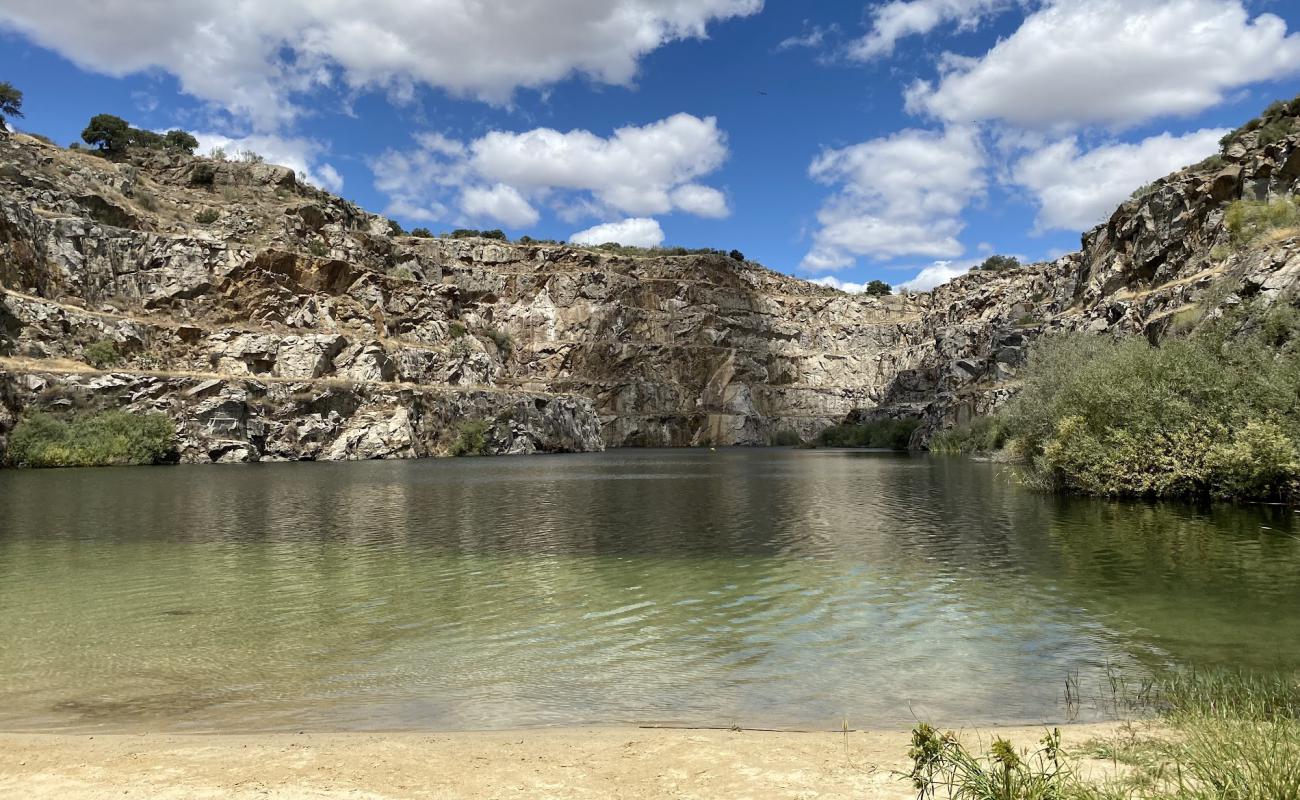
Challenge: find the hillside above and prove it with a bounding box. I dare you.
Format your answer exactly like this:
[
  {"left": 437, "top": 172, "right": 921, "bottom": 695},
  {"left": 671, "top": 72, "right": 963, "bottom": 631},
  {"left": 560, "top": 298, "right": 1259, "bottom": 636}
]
[{"left": 2, "top": 98, "right": 1299, "bottom": 463}]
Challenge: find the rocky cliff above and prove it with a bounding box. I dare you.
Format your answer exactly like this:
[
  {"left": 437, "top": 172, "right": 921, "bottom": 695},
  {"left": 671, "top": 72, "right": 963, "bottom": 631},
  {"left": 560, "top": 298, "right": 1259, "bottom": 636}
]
[{"left": 2, "top": 100, "right": 1299, "bottom": 464}]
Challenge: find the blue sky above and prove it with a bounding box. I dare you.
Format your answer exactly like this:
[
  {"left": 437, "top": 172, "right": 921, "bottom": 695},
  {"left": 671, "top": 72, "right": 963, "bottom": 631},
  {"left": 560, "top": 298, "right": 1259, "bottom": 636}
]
[{"left": 2, "top": 0, "right": 1299, "bottom": 291}]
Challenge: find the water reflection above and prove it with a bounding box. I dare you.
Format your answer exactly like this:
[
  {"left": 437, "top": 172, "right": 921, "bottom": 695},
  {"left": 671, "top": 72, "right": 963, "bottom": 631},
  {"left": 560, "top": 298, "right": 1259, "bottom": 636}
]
[{"left": 0, "top": 449, "right": 1295, "bottom": 732}]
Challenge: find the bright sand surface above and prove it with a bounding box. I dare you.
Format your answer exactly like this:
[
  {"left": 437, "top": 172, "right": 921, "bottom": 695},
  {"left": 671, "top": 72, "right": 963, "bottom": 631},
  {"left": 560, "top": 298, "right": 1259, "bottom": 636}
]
[{"left": 0, "top": 722, "right": 1134, "bottom": 799}]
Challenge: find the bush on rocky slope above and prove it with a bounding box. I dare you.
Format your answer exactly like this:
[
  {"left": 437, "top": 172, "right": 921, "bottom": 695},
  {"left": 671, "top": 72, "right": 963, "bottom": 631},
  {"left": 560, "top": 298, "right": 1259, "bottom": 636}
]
[
  {"left": 977, "top": 303, "right": 1300, "bottom": 500},
  {"left": 5, "top": 410, "right": 177, "bottom": 468}
]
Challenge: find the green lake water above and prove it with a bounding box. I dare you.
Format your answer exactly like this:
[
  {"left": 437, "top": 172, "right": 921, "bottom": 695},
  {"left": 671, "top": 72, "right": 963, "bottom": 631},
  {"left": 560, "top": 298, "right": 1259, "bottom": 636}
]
[{"left": 1, "top": 449, "right": 1298, "bottom": 733}]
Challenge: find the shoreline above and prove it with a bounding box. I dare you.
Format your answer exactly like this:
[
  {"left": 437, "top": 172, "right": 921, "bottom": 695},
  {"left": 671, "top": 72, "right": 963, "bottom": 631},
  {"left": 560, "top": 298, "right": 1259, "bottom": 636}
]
[{"left": 0, "top": 721, "right": 1135, "bottom": 799}]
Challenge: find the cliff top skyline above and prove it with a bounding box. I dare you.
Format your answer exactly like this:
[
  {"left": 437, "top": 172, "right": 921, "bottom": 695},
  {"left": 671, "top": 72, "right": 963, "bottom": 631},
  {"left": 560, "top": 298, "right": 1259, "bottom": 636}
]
[{"left": 2, "top": 0, "right": 1299, "bottom": 292}]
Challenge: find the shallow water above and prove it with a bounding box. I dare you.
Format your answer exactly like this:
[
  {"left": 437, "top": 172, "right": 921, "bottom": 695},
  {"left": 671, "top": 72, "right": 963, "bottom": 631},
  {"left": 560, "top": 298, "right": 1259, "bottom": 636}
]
[{"left": 1, "top": 449, "right": 1298, "bottom": 733}]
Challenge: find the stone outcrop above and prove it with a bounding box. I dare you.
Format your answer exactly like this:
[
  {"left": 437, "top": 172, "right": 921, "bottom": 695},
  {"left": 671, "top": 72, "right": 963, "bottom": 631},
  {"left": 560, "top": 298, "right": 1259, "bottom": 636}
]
[{"left": 2, "top": 103, "right": 1300, "bottom": 464}]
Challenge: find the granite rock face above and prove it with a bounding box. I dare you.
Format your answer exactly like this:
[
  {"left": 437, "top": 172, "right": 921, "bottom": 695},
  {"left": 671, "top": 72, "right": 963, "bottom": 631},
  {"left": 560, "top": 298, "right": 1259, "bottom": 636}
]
[{"left": 2, "top": 111, "right": 1300, "bottom": 463}]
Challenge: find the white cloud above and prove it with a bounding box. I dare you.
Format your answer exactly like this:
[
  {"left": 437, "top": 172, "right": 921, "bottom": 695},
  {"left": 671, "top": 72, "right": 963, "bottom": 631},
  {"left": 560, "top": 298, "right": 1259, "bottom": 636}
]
[
  {"left": 849, "top": 0, "right": 1013, "bottom": 60},
  {"left": 810, "top": 276, "right": 868, "bottom": 293},
  {"left": 778, "top": 22, "right": 838, "bottom": 51},
  {"left": 570, "top": 218, "right": 665, "bottom": 248},
  {"left": 906, "top": 0, "right": 1300, "bottom": 129},
  {"left": 0, "top": 0, "right": 762, "bottom": 130},
  {"left": 801, "top": 126, "right": 985, "bottom": 271},
  {"left": 899, "top": 258, "right": 981, "bottom": 291},
  {"left": 669, "top": 184, "right": 730, "bottom": 218},
  {"left": 458, "top": 184, "right": 540, "bottom": 228},
  {"left": 1013, "top": 128, "right": 1227, "bottom": 231},
  {"left": 372, "top": 114, "right": 730, "bottom": 229},
  {"left": 192, "top": 132, "right": 344, "bottom": 193}
]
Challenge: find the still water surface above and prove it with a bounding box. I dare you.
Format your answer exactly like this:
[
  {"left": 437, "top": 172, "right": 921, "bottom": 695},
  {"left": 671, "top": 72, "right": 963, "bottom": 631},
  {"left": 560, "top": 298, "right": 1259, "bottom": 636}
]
[{"left": 1, "top": 449, "right": 1298, "bottom": 733}]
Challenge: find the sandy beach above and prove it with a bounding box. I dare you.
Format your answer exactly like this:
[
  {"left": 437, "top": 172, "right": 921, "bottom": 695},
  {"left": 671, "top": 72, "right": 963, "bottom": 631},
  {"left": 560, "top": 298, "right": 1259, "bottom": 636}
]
[{"left": 0, "top": 722, "right": 1131, "bottom": 799}]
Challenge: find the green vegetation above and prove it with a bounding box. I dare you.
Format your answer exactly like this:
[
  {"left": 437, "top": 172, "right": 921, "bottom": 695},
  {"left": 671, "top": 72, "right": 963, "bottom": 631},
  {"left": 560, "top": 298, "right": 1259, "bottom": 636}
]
[
  {"left": 910, "top": 669, "right": 1300, "bottom": 800},
  {"left": 979, "top": 255, "right": 1022, "bottom": 272},
  {"left": 195, "top": 209, "right": 219, "bottom": 224},
  {"left": 449, "top": 228, "right": 507, "bottom": 240},
  {"left": 81, "top": 340, "right": 122, "bottom": 369},
  {"left": 1220, "top": 95, "right": 1299, "bottom": 152},
  {"left": 0, "top": 81, "right": 24, "bottom": 128},
  {"left": 190, "top": 162, "right": 217, "bottom": 187},
  {"left": 449, "top": 322, "right": 468, "bottom": 338},
  {"left": 308, "top": 239, "right": 329, "bottom": 257},
  {"left": 134, "top": 190, "right": 158, "bottom": 212},
  {"left": 951, "top": 301, "right": 1300, "bottom": 501},
  {"left": 386, "top": 220, "right": 406, "bottom": 236},
  {"left": 1225, "top": 196, "right": 1300, "bottom": 248},
  {"left": 808, "top": 418, "right": 918, "bottom": 450},
  {"left": 484, "top": 328, "right": 512, "bottom": 354},
  {"left": 931, "top": 416, "right": 1010, "bottom": 454},
  {"left": 5, "top": 410, "right": 177, "bottom": 468},
  {"left": 769, "top": 429, "right": 804, "bottom": 447},
  {"left": 865, "top": 279, "right": 892, "bottom": 296},
  {"left": 411, "top": 227, "right": 434, "bottom": 238},
  {"left": 79, "top": 113, "right": 199, "bottom": 155},
  {"left": 728, "top": 249, "right": 745, "bottom": 262},
  {"left": 448, "top": 420, "right": 492, "bottom": 457}
]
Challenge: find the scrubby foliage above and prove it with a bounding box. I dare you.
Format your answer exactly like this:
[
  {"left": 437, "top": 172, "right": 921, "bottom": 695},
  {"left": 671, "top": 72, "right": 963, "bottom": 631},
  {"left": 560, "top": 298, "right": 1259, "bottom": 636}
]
[
  {"left": 410, "top": 227, "right": 434, "bottom": 238},
  {"left": 80, "top": 114, "right": 199, "bottom": 155},
  {"left": 809, "top": 418, "right": 919, "bottom": 450},
  {"left": 82, "top": 340, "right": 121, "bottom": 369},
  {"left": 1220, "top": 94, "right": 1300, "bottom": 152},
  {"left": 865, "top": 279, "right": 892, "bottom": 296},
  {"left": 1002, "top": 304, "right": 1300, "bottom": 501},
  {"left": 449, "top": 228, "right": 507, "bottom": 240},
  {"left": 448, "top": 420, "right": 492, "bottom": 457},
  {"left": 769, "top": 429, "right": 804, "bottom": 447},
  {"left": 728, "top": 249, "right": 745, "bottom": 262},
  {"left": 6, "top": 411, "right": 177, "bottom": 468},
  {"left": 911, "top": 669, "right": 1300, "bottom": 800},
  {"left": 978, "top": 254, "right": 1022, "bottom": 271},
  {"left": 195, "top": 209, "right": 219, "bottom": 224},
  {"left": 0, "top": 81, "right": 24, "bottom": 128},
  {"left": 931, "top": 416, "right": 1010, "bottom": 454},
  {"left": 1225, "top": 196, "right": 1300, "bottom": 248}
]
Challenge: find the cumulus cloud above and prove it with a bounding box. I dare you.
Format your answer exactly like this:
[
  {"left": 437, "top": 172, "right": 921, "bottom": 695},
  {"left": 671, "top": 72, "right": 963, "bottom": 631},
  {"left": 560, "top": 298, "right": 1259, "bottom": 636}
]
[
  {"left": 459, "top": 184, "right": 540, "bottom": 228},
  {"left": 810, "top": 276, "right": 868, "bottom": 293},
  {"left": 371, "top": 113, "right": 730, "bottom": 229},
  {"left": 0, "top": 0, "right": 762, "bottom": 130},
  {"left": 192, "top": 132, "right": 344, "bottom": 193},
  {"left": 801, "top": 127, "right": 985, "bottom": 271},
  {"left": 570, "top": 218, "right": 666, "bottom": 248},
  {"left": 898, "top": 258, "right": 981, "bottom": 291},
  {"left": 906, "top": 0, "right": 1300, "bottom": 129},
  {"left": 1013, "top": 128, "right": 1227, "bottom": 231},
  {"left": 849, "top": 0, "right": 1013, "bottom": 60}
]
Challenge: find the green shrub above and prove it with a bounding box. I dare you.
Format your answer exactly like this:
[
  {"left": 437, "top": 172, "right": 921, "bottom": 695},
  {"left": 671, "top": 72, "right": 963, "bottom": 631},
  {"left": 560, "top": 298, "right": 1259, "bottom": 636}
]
[
  {"left": 81, "top": 340, "right": 121, "bottom": 369},
  {"left": 865, "top": 279, "right": 892, "bottom": 296},
  {"left": 411, "top": 227, "right": 433, "bottom": 238},
  {"left": 448, "top": 420, "right": 491, "bottom": 457},
  {"left": 1226, "top": 196, "right": 1300, "bottom": 247},
  {"left": 0, "top": 81, "right": 23, "bottom": 128},
  {"left": 6, "top": 411, "right": 177, "bottom": 468},
  {"left": 769, "top": 429, "right": 803, "bottom": 447},
  {"left": 810, "top": 418, "right": 918, "bottom": 450},
  {"left": 728, "top": 249, "right": 745, "bottom": 262},
  {"left": 190, "top": 163, "right": 216, "bottom": 187},
  {"left": 449, "top": 322, "right": 467, "bottom": 339},
  {"left": 135, "top": 191, "right": 158, "bottom": 212},
  {"left": 930, "top": 416, "right": 1010, "bottom": 454},
  {"left": 449, "top": 228, "right": 506, "bottom": 241},
  {"left": 485, "top": 328, "right": 512, "bottom": 354},
  {"left": 978, "top": 254, "right": 1021, "bottom": 271},
  {"left": 308, "top": 239, "right": 329, "bottom": 257},
  {"left": 195, "top": 209, "right": 219, "bottom": 224},
  {"left": 1004, "top": 322, "right": 1300, "bottom": 501}
]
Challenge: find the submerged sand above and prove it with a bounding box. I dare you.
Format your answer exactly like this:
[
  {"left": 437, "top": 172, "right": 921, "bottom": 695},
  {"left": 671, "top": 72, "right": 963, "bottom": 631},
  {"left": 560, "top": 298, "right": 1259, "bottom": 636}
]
[{"left": 0, "top": 722, "right": 1130, "bottom": 799}]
